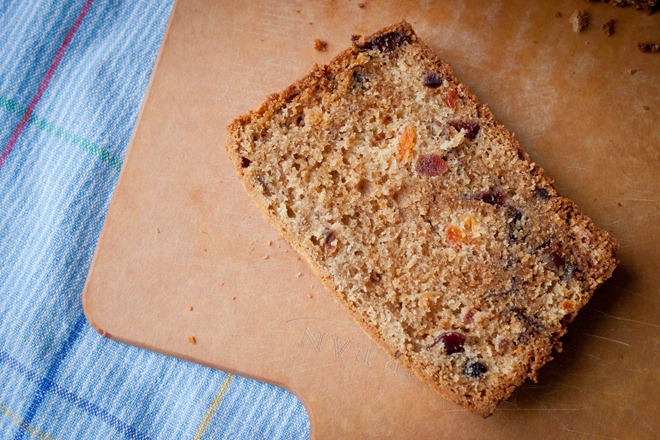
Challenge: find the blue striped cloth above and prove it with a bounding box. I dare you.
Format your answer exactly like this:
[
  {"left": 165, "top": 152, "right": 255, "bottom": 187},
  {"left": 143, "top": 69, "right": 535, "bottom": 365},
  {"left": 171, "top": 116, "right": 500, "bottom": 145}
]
[{"left": 0, "top": 1, "right": 310, "bottom": 438}]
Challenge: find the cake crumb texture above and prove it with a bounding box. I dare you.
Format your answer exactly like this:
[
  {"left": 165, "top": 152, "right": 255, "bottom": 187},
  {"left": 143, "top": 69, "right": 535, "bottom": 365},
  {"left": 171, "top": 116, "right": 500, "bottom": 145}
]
[{"left": 226, "top": 21, "right": 617, "bottom": 416}]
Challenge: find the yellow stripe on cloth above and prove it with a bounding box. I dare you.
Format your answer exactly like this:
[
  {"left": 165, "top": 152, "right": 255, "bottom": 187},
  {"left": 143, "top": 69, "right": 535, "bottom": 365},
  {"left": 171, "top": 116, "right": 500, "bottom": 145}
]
[
  {"left": 192, "top": 373, "right": 234, "bottom": 440},
  {"left": 0, "top": 402, "right": 58, "bottom": 440}
]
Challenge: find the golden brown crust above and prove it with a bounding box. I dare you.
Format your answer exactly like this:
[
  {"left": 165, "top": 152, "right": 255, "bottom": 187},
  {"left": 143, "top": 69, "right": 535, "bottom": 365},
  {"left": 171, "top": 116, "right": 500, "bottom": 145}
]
[{"left": 225, "top": 21, "right": 617, "bottom": 417}]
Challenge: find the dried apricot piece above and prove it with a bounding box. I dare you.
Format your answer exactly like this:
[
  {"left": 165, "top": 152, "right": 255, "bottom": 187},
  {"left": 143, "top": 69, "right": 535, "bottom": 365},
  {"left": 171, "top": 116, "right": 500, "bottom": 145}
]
[
  {"left": 446, "top": 89, "right": 459, "bottom": 110},
  {"left": 445, "top": 214, "right": 480, "bottom": 247},
  {"left": 445, "top": 224, "right": 467, "bottom": 247},
  {"left": 395, "top": 126, "right": 416, "bottom": 162}
]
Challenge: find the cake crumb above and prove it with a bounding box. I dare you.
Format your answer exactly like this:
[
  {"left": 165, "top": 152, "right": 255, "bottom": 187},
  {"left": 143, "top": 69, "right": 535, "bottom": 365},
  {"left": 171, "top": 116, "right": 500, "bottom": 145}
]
[
  {"left": 307, "top": 293, "right": 313, "bottom": 299},
  {"left": 263, "top": 254, "right": 269, "bottom": 260},
  {"left": 571, "top": 10, "right": 589, "bottom": 32},
  {"left": 628, "top": 68, "right": 637, "bottom": 75},
  {"left": 617, "top": 202, "right": 622, "bottom": 207},
  {"left": 602, "top": 19, "right": 615, "bottom": 36},
  {"left": 358, "top": 2, "right": 365, "bottom": 8},
  {"left": 187, "top": 306, "right": 193, "bottom": 312},
  {"left": 231, "top": 296, "right": 237, "bottom": 301},
  {"left": 555, "top": 11, "right": 563, "bottom": 18},
  {"left": 314, "top": 39, "right": 328, "bottom": 51},
  {"left": 642, "top": 105, "right": 650, "bottom": 110},
  {"left": 188, "top": 336, "right": 197, "bottom": 345},
  {"left": 296, "top": 272, "right": 302, "bottom": 278},
  {"left": 638, "top": 42, "right": 660, "bottom": 53},
  {"left": 266, "top": 240, "right": 272, "bottom": 246},
  {"left": 156, "top": 227, "right": 160, "bottom": 234}
]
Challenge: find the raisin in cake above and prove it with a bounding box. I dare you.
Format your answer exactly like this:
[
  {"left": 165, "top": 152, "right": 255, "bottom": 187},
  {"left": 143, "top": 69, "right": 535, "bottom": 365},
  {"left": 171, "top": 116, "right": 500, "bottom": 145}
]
[{"left": 225, "top": 22, "right": 617, "bottom": 416}]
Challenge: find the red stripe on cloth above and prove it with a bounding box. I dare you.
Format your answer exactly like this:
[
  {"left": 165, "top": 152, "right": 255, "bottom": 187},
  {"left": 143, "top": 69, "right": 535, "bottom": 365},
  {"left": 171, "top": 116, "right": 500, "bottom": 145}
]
[{"left": 0, "top": 0, "right": 94, "bottom": 170}]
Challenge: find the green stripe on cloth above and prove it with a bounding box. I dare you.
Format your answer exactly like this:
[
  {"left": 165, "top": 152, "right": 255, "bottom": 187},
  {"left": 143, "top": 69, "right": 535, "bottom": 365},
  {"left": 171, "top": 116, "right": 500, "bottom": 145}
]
[
  {"left": 0, "top": 96, "right": 123, "bottom": 171},
  {"left": 192, "top": 374, "right": 234, "bottom": 440},
  {"left": 0, "top": 402, "right": 58, "bottom": 440}
]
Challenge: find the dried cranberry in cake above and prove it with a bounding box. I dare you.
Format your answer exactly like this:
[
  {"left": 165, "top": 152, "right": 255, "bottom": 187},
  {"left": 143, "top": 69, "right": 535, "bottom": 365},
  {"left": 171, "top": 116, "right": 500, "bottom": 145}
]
[
  {"left": 241, "top": 156, "right": 251, "bottom": 168},
  {"left": 427, "top": 331, "right": 466, "bottom": 354},
  {"left": 423, "top": 71, "right": 443, "bottom": 88},
  {"left": 480, "top": 189, "right": 505, "bottom": 206},
  {"left": 550, "top": 251, "right": 565, "bottom": 269},
  {"left": 417, "top": 154, "right": 448, "bottom": 176},
  {"left": 442, "top": 332, "right": 465, "bottom": 354},
  {"left": 463, "top": 359, "right": 488, "bottom": 378},
  {"left": 449, "top": 121, "right": 480, "bottom": 141}
]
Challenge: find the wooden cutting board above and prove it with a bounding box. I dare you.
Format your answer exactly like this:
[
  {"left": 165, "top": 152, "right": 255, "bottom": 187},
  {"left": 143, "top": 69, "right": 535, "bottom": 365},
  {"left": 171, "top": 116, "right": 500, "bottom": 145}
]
[{"left": 82, "top": 1, "right": 660, "bottom": 438}]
